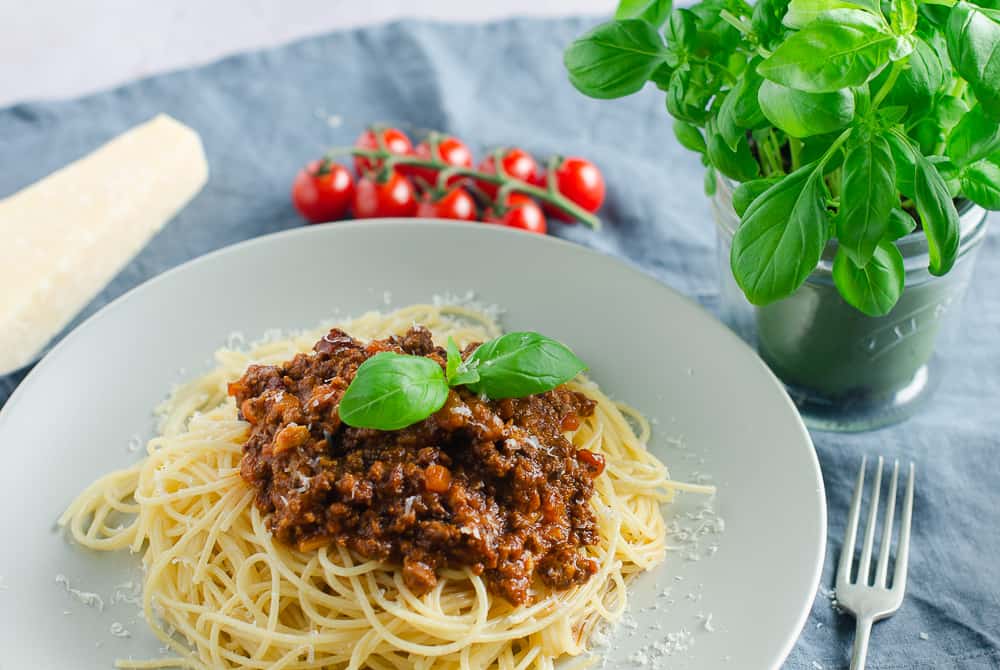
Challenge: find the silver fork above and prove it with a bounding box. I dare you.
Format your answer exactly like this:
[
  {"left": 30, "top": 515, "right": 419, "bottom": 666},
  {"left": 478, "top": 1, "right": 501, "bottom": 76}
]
[{"left": 835, "top": 456, "right": 915, "bottom": 670}]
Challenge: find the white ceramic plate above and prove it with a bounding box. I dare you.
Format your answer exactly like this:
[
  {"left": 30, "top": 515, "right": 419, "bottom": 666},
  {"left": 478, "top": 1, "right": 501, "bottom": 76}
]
[{"left": 0, "top": 221, "right": 825, "bottom": 669}]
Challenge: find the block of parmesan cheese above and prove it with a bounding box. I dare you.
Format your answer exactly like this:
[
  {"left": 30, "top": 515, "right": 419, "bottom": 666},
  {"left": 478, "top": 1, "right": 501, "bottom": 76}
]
[{"left": 0, "top": 114, "right": 208, "bottom": 375}]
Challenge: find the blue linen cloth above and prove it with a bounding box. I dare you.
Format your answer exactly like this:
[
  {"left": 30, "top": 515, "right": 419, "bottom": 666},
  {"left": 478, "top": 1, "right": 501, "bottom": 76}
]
[{"left": 0, "top": 16, "right": 997, "bottom": 669}]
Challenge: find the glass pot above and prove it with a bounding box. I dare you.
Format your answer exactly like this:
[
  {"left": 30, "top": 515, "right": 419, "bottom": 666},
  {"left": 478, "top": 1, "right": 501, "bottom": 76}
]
[{"left": 712, "top": 178, "right": 990, "bottom": 432}]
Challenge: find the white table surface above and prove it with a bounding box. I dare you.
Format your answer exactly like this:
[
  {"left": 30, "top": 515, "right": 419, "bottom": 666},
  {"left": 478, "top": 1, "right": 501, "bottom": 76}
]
[{"left": 1, "top": 0, "right": 609, "bottom": 106}]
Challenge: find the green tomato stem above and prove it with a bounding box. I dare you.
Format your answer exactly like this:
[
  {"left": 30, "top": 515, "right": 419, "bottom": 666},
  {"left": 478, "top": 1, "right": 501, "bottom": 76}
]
[{"left": 329, "top": 147, "right": 601, "bottom": 229}]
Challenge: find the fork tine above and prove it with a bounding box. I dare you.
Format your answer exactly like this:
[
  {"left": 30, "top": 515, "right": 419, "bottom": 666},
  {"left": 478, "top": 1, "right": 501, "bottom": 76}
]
[
  {"left": 857, "top": 456, "right": 884, "bottom": 585},
  {"left": 874, "top": 460, "right": 899, "bottom": 587},
  {"left": 838, "top": 455, "right": 867, "bottom": 589},
  {"left": 891, "top": 463, "right": 915, "bottom": 594}
]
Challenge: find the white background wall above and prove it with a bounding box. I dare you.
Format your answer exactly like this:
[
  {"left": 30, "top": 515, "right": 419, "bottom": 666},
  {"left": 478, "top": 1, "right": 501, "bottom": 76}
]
[{"left": 0, "top": 1, "right": 610, "bottom": 106}]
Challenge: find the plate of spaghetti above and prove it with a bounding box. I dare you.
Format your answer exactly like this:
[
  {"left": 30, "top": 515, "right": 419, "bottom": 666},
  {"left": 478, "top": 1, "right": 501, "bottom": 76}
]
[{"left": 0, "top": 220, "right": 824, "bottom": 670}]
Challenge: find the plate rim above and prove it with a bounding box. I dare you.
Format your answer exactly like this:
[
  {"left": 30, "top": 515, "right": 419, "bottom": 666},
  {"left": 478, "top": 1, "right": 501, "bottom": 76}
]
[{"left": 0, "top": 219, "right": 826, "bottom": 669}]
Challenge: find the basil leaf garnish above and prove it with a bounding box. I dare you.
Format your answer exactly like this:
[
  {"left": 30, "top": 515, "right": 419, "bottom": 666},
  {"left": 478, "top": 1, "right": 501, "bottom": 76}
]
[
  {"left": 465, "top": 332, "right": 586, "bottom": 399},
  {"left": 338, "top": 332, "right": 586, "bottom": 431},
  {"left": 338, "top": 352, "right": 449, "bottom": 430},
  {"left": 446, "top": 336, "right": 480, "bottom": 386}
]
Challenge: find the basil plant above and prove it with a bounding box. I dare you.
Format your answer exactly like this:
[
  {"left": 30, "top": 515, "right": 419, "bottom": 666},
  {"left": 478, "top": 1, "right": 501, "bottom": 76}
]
[{"left": 565, "top": 0, "right": 1000, "bottom": 316}]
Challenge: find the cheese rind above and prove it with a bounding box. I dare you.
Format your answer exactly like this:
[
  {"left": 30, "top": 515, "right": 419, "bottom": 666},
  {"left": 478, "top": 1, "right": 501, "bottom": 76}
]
[{"left": 0, "top": 114, "right": 209, "bottom": 374}]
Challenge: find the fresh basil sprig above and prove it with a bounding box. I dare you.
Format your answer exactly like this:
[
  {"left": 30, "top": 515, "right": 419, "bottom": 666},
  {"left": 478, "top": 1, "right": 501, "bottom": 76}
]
[
  {"left": 339, "top": 353, "right": 449, "bottom": 431},
  {"left": 338, "top": 332, "right": 586, "bottom": 431},
  {"left": 465, "top": 332, "right": 587, "bottom": 399},
  {"left": 563, "top": 0, "right": 1000, "bottom": 317},
  {"left": 446, "top": 336, "right": 481, "bottom": 386}
]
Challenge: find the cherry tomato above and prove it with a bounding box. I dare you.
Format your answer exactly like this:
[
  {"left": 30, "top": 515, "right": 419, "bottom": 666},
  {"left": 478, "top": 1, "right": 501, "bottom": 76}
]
[
  {"left": 476, "top": 148, "right": 540, "bottom": 199},
  {"left": 406, "top": 136, "right": 473, "bottom": 187},
  {"left": 485, "top": 193, "right": 547, "bottom": 234},
  {"left": 291, "top": 160, "right": 355, "bottom": 223},
  {"left": 546, "top": 157, "right": 606, "bottom": 222},
  {"left": 353, "top": 127, "right": 413, "bottom": 174},
  {"left": 416, "top": 188, "right": 477, "bottom": 221},
  {"left": 352, "top": 170, "right": 417, "bottom": 218}
]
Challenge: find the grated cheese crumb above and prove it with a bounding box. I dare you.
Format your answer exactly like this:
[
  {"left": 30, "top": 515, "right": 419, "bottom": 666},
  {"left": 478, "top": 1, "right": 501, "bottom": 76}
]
[
  {"left": 628, "top": 649, "right": 650, "bottom": 666},
  {"left": 55, "top": 574, "right": 105, "bottom": 611},
  {"left": 430, "top": 290, "right": 505, "bottom": 321},
  {"left": 110, "top": 622, "right": 130, "bottom": 638},
  {"left": 110, "top": 580, "right": 142, "bottom": 606},
  {"left": 126, "top": 434, "right": 144, "bottom": 453}
]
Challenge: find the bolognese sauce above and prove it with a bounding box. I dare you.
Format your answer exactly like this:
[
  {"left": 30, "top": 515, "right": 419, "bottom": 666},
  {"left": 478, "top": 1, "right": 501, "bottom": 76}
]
[{"left": 228, "top": 326, "right": 605, "bottom": 605}]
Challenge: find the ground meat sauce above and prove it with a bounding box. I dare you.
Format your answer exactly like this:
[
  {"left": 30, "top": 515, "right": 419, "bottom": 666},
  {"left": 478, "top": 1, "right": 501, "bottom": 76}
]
[{"left": 228, "top": 326, "right": 605, "bottom": 605}]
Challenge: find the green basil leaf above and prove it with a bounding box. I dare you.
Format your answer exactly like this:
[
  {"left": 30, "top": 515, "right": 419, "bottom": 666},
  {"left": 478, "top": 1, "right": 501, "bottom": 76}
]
[
  {"left": 921, "top": 3, "right": 954, "bottom": 28},
  {"left": 706, "top": 119, "right": 761, "bottom": 181},
  {"left": 947, "top": 2, "right": 1000, "bottom": 118},
  {"left": 891, "top": 0, "right": 919, "bottom": 33},
  {"left": 879, "top": 37, "right": 944, "bottom": 105},
  {"left": 446, "top": 336, "right": 480, "bottom": 387},
  {"left": 689, "top": 0, "right": 741, "bottom": 46},
  {"left": 730, "top": 162, "right": 830, "bottom": 304},
  {"left": 937, "top": 95, "right": 971, "bottom": 131},
  {"left": 665, "top": 8, "right": 698, "bottom": 49},
  {"left": 946, "top": 103, "right": 1000, "bottom": 165},
  {"left": 832, "top": 239, "right": 905, "bottom": 316},
  {"left": 564, "top": 20, "right": 668, "bottom": 99},
  {"left": 466, "top": 332, "right": 586, "bottom": 399},
  {"left": 837, "top": 135, "right": 897, "bottom": 265},
  {"left": 888, "top": 207, "right": 919, "bottom": 238},
  {"left": 339, "top": 353, "right": 449, "bottom": 430},
  {"left": 732, "top": 177, "right": 783, "bottom": 216},
  {"left": 783, "top": 0, "right": 877, "bottom": 28},
  {"left": 753, "top": 0, "right": 792, "bottom": 48},
  {"left": 961, "top": 159, "right": 1000, "bottom": 208},
  {"left": 666, "top": 67, "right": 712, "bottom": 123},
  {"left": 758, "top": 80, "right": 855, "bottom": 137},
  {"left": 913, "top": 147, "right": 961, "bottom": 275},
  {"left": 759, "top": 10, "right": 896, "bottom": 92},
  {"left": 705, "top": 167, "right": 719, "bottom": 195},
  {"left": 912, "top": 119, "right": 945, "bottom": 155},
  {"left": 886, "top": 131, "right": 917, "bottom": 198},
  {"left": 717, "top": 63, "right": 768, "bottom": 150},
  {"left": 673, "top": 119, "right": 707, "bottom": 153},
  {"left": 930, "top": 155, "right": 963, "bottom": 196},
  {"left": 909, "top": 38, "right": 945, "bottom": 94},
  {"left": 889, "top": 34, "right": 916, "bottom": 61},
  {"left": 616, "top": 0, "right": 673, "bottom": 27},
  {"left": 446, "top": 336, "right": 461, "bottom": 380},
  {"left": 732, "top": 60, "right": 769, "bottom": 128},
  {"left": 878, "top": 105, "right": 909, "bottom": 124},
  {"left": 716, "top": 89, "right": 745, "bottom": 152},
  {"left": 651, "top": 65, "right": 677, "bottom": 93}
]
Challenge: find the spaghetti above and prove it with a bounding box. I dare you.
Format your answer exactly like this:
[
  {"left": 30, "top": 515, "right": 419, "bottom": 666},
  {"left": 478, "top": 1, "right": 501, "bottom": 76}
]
[{"left": 60, "top": 304, "right": 709, "bottom": 670}]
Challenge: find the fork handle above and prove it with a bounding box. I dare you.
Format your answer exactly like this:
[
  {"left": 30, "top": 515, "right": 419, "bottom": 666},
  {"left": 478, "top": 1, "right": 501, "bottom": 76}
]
[{"left": 850, "top": 616, "right": 874, "bottom": 670}]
